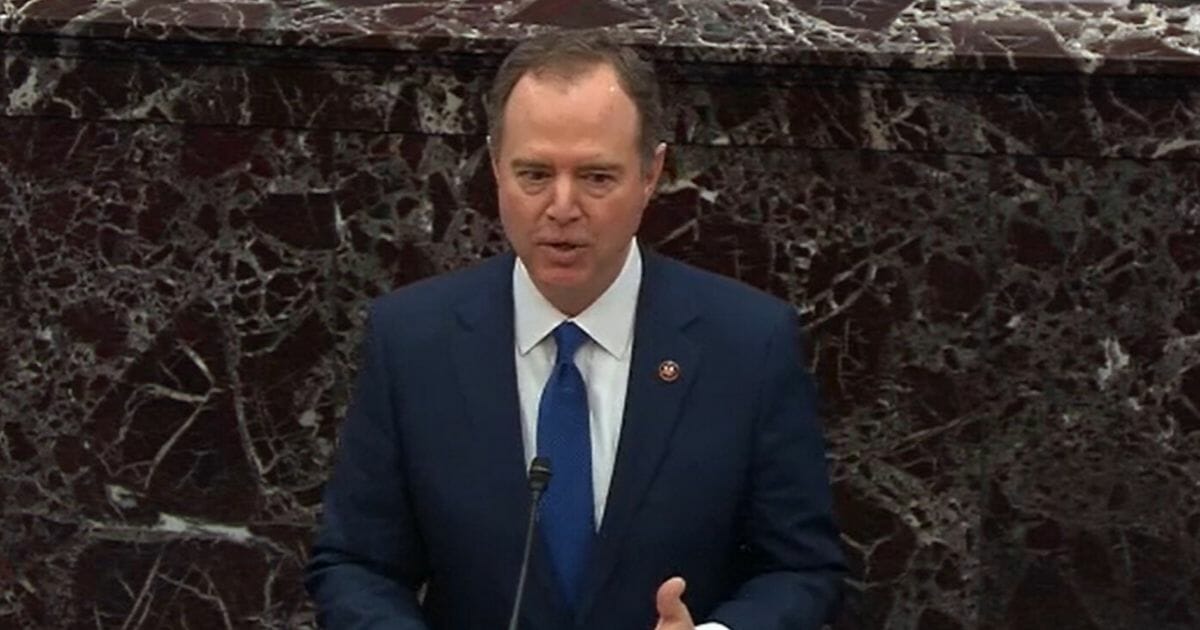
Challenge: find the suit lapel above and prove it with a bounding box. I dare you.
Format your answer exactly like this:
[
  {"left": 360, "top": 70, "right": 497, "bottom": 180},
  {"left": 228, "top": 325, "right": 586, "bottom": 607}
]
[
  {"left": 450, "top": 253, "right": 569, "bottom": 626},
  {"left": 576, "top": 251, "right": 700, "bottom": 621}
]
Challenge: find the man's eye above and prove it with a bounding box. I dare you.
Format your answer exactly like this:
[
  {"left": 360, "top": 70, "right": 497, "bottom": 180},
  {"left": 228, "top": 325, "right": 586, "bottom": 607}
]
[
  {"left": 583, "top": 173, "right": 615, "bottom": 185},
  {"left": 518, "top": 171, "right": 549, "bottom": 183}
]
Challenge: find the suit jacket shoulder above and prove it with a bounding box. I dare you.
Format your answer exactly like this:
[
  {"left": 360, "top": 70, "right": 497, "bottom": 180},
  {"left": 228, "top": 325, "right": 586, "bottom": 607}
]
[
  {"left": 644, "top": 251, "right": 798, "bottom": 341},
  {"left": 369, "top": 252, "right": 514, "bottom": 332}
]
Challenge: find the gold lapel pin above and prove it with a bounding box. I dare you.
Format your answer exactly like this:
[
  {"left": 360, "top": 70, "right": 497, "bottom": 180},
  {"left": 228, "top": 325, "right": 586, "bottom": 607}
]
[{"left": 657, "top": 360, "right": 681, "bottom": 383}]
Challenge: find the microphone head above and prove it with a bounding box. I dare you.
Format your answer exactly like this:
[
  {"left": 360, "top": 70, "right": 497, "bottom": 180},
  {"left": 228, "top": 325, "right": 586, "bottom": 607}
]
[{"left": 528, "top": 456, "right": 552, "bottom": 492}]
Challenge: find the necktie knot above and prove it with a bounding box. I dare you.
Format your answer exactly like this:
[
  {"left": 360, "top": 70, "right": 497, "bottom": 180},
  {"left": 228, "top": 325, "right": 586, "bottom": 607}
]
[{"left": 552, "top": 322, "right": 588, "bottom": 366}]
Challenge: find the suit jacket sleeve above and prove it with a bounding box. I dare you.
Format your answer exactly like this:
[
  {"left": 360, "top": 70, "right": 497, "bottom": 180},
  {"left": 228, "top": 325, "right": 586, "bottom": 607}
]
[
  {"left": 305, "top": 304, "right": 430, "bottom": 629},
  {"left": 708, "top": 308, "right": 846, "bottom": 629}
]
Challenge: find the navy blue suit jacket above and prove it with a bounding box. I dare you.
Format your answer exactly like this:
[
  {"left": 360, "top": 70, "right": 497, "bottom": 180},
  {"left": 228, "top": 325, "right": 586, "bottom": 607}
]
[{"left": 306, "top": 249, "right": 845, "bottom": 629}]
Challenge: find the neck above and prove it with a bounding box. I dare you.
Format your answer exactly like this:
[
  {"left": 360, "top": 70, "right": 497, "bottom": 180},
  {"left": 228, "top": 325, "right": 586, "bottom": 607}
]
[
  {"left": 541, "top": 284, "right": 600, "bottom": 318},
  {"left": 525, "top": 242, "right": 638, "bottom": 319},
  {"left": 538, "top": 243, "right": 632, "bottom": 317}
]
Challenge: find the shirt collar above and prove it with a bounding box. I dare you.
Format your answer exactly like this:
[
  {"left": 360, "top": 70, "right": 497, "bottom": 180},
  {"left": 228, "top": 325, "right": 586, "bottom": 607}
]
[{"left": 513, "top": 238, "right": 642, "bottom": 360}]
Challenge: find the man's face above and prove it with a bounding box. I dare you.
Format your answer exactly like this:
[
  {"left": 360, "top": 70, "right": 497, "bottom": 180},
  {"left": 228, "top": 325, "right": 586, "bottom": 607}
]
[{"left": 492, "top": 62, "right": 665, "bottom": 315}]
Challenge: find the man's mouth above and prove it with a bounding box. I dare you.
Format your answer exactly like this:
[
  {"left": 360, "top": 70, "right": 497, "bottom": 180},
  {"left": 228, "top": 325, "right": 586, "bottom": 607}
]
[{"left": 540, "top": 241, "right": 584, "bottom": 252}]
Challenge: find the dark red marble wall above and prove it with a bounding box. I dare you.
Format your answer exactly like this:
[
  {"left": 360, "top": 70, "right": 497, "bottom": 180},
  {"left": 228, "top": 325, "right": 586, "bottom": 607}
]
[{"left": 2, "top": 2, "right": 1199, "bottom": 629}]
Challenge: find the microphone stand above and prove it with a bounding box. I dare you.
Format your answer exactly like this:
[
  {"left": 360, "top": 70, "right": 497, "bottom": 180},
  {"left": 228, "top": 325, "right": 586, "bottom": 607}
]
[{"left": 508, "top": 457, "right": 552, "bottom": 630}]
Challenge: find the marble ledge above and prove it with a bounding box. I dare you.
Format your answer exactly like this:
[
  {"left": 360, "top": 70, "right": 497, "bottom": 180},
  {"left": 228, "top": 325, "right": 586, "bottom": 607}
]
[{"left": 0, "top": 0, "right": 1198, "bottom": 76}]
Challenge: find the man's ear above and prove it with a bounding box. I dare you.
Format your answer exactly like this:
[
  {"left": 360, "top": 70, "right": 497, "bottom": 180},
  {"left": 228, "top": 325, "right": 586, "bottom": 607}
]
[
  {"left": 643, "top": 142, "right": 667, "bottom": 197},
  {"left": 488, "top": 135, "right": 499, "bottom": 178}
]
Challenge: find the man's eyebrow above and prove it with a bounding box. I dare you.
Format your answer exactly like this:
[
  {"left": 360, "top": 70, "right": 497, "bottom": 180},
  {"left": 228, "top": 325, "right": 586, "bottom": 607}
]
[
  {"left": 507, "top": 159, "right": 624, "bottom": 172},
  {"left": 509, "top": 158, "right": 549, "bottom": 169},
  {"left": 578, "top": 161, "right": 623, "bottom": 172}
]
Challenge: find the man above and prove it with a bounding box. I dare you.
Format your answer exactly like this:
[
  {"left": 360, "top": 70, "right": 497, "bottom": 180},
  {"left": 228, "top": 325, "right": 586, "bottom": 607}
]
[{"left": 306, "top": 30, "right": 845, "bottom": 629}]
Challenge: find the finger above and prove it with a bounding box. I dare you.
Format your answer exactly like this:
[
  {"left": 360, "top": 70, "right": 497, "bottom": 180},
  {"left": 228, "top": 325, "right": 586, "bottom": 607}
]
[{"left": 655, "top": 576, "right": 688, "bottom": 621}]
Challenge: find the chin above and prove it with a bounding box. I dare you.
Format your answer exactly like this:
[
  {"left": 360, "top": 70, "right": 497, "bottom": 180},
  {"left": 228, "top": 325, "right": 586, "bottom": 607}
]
[{"left": 533, "top": 268, "right": 590, "bottom": 291}]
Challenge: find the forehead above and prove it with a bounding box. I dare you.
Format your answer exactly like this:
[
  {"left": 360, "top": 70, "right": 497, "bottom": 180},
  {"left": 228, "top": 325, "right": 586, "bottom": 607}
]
[{"left": 499, "top": 64, "right": 640, "bottom": 156}]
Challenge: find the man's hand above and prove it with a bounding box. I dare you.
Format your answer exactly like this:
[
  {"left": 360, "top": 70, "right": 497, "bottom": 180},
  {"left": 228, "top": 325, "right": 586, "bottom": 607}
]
[{"left": 654, "top": 577, "right": 695, "bottom": 630}]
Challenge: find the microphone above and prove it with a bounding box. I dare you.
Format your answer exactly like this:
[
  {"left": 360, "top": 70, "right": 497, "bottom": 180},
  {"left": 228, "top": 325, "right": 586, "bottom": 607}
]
[{"left": 508, "top": 457, "right": 551, "bottom": 630}]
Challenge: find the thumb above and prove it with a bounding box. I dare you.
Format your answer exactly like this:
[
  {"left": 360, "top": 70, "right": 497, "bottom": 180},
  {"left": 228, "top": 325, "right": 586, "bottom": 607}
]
[{"left": 655, "top": 576, "right": 690, "bottom": 623}]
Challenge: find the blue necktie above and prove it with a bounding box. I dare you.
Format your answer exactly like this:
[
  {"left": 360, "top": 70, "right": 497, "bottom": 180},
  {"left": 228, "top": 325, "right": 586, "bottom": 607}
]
[{"left": 537, "top": 322, "right": 595, "bottom": 610}]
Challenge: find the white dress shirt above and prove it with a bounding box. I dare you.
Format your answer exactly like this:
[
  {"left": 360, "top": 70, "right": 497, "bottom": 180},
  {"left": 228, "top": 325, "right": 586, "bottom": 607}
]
[
  {"left": 513, "top": 239, "right": 640, "bottom": 525},
  {"left": 512, "top": 239, "right": 730, "bottom": 630}
]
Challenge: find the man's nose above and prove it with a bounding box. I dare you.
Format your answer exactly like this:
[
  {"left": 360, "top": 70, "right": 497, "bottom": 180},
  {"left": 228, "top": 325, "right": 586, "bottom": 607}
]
[{"left": 545, "top": 175, "right": 582, "bottom": 222}]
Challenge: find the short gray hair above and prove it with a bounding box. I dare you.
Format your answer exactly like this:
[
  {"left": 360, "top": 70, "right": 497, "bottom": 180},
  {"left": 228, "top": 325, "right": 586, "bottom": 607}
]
[{"left": 487, "top": 30, "right": 664, "bottom": 169}]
